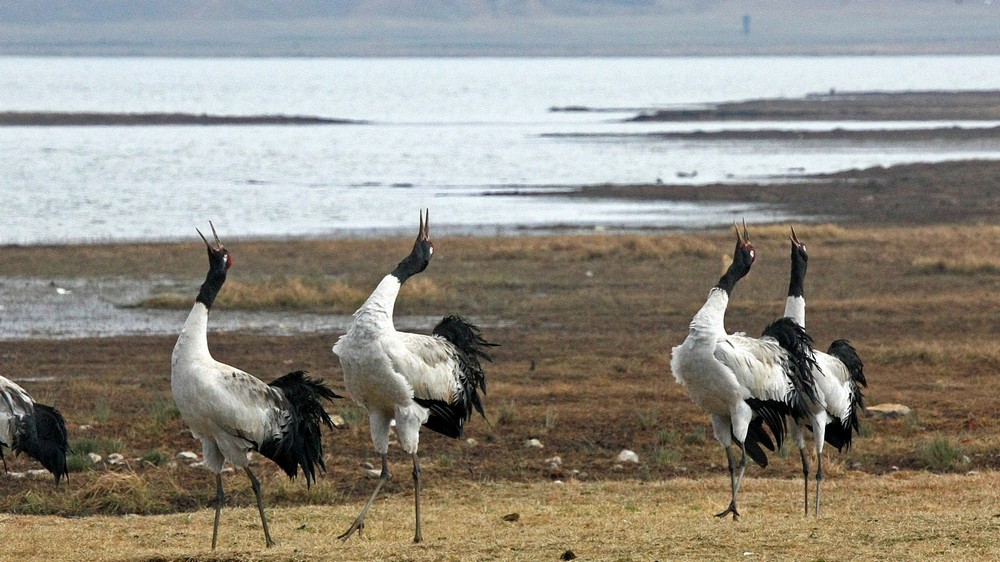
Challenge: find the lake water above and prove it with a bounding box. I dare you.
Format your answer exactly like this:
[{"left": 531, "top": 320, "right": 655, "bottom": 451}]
[{"left": 3, "top": 56, "right": 1000, "bottom": 245}]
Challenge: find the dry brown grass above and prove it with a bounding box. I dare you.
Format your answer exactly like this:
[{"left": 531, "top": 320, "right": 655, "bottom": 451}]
[
  {"left": 4, "top": 474, "right": 998, "bottom": 561},
  {"left": 3, "top": 225, "right": 1000, "bottom": 559}
]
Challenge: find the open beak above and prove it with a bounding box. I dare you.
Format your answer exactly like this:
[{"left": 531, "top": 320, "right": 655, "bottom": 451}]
[
  {"left": 196, "top": 221, "right": 224, "bottom": 250},
  {"left": 734, "top": 220, "right": 750, "bottom": 246},
  {"left": 790, "top": 226, "right": 801, "bottom": 246},
  {"left": 418, "top": 209, "right": 430, "bottom": 241}
]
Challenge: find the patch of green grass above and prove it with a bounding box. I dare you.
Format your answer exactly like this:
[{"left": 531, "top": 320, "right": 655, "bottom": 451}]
[
  {"left": 683, "top": 426, "right": 707, "bottom": 445},
  {"left": 636, "top": 409, "right": 659, "bottom": 429},
  {"left": 140, "top": 449, "right": 170, "bottom": 467},
  {"left": 921, "top": 437, "right": 965, "bottom": 472},
  {"left": 336, "top": 404, "right": 367, "bottom": 429}
]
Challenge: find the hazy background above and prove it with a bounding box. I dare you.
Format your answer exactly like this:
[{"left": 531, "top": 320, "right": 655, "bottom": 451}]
[{"left": 2, "top": 0, "right": 998, "bottom": 57}]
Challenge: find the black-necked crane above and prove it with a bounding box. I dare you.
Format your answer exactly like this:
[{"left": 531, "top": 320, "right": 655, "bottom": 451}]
[
  {"left": 0, "top": 376, "right": 69, "bottom": 484},
  {"left": 170, "top": 223, "right": 339, "bottom": 549},
  {"left": 783, "top": 228, "right": 867, "bottom": 516},
  {"left": 333, "top": 210, "right": 495, "bottom": 543},
  {"left": 670, "top": 223, "right": 816, "bottom": 520}
]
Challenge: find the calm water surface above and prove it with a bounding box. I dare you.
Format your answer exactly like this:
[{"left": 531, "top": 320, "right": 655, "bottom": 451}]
[{"left": 2, "top": 56, "right": 1000, "bottom": 244}]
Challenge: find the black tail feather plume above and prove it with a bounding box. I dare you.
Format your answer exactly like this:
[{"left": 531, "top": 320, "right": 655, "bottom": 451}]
[
  {"left": 743, "top": 398, "right": 790, "bottom": 467},
  {"left": 14, "top": 403, "right": 70, "bottom": 484},
  {"left": 259, "top": 371, "right": 340, "bottom": 486},
  {"left": 416, "top": 316, "right": 496, "bottom": 439},
  {"left": 826, "top": 339, "right": 867, "bottom": 451},
  {"left": 742, "top": 416, "right": 775, "bottom": 468},
  {"left": 761, "top": 317, "right": 819, "bottom": 418}
]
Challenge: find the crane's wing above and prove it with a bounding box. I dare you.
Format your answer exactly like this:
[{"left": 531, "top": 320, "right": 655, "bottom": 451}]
[
  {"left": 0, "top": 376, "right": 35, "bottom": 418},
  {"left": 204, "top": 362, "right": 289, "bottom": 445},
  {"left": 0, "top": 376, "right": 35, "bottom": 448},
  {"left": 389, "top": 332, "right": 462, "bottom": 404},
  {"left": 714, "top": 334, "right": 795, "bottom": 403}
]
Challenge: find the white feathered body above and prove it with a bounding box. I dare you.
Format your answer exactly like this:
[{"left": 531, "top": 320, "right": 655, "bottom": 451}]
[
  {"left": 171, "top": 302, "right": 291, "bottom": 472},
  {"left": 784, "top": 296, "right": 858, "bottom": 430},
  {"left": 671, "top": 288, "right": 795, "bottom": 441},
  {"left": 0, "top": 376, "right": 34, "bottom": 449},
  {"left": 333, "top": 275, "right": 464, "bottom": 454}
]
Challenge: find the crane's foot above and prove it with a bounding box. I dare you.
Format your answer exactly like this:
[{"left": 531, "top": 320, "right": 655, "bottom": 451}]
[
  {"left": 715, "top": 502, "right": 740, "bottom": 521},
  {"left": 338, "top": 518, "right": 366, "bottom": 542}
]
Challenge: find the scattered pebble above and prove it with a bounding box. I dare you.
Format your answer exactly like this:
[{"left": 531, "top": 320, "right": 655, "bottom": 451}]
[
  {"left": 87, "top": 452, "right": 102, "bottom": 464},
  {"left": 617, "top": 449, "right": 640, "bottom": 464},
  {"left": 465, "top": 438, "right": 478, "bottom": 447},
  {"left": 78, "top": 425, "right": 93, "bottom": 432},
  {"left": 6, "top": 472, "right": 25, "bottom": 479},
  {"left": 545, "top": 456, "right": 562, "bottom": 469},
  {"left": 866, "top": 403, "right": 911, "bottom": 420},
  {"left": 176, "top": 451, "right": 198, "bottom": 461},
  {"left": 365, "top": 469, "right": 382, "bottom": 479},
  {"left": 190, "top": 461, "right": 206, "bottom": 469},
  {"left": 525, "top": 438, "right": 544, "bottom": 449},
  {"left": 360, "top": 461, "right": 374, "bottom": 470},
  {"left": 330, "top": 414, "right": 346, "bottom": 428},
  {"left": 27, "top": 469, "right": 49, "bottom": 480},
  {"left": 107, "top": 453, "right": 125, "bottom": 465}
]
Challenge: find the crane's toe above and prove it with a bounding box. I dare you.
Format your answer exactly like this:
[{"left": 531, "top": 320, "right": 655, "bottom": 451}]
[{"left": 715, "top": 503, "right": 740, "bottom": 520}]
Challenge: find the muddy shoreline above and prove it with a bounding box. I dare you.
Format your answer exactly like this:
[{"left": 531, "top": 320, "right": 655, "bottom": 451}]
[
  {"left": 626, "top": 90, "right": 1000, "bottom": 122},
  {"left": 522, "top": 159, "right": 1000, "bottom": 227},
  {"left": 0, "top": 111, "right": 364, "bottom": 126}
]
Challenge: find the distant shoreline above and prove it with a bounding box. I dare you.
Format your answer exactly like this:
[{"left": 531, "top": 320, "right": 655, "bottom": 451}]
[{"left": 0, "top": 112, "right": 365, "bottom": 126}]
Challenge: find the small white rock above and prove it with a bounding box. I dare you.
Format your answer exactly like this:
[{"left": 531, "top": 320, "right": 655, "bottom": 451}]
[
  {"left": 331, "top": 414, "right": 346, "bottom": 427},
  {"left": 28, "top": 469, "right": 50, "bottom": 480},
  {"left": 617, "top": 449, "right": 640, "bottom": 464},
  {"left": 545, "top": 456, "right": 562, "bottom": 468},
  {"left": 78, "top": 425, "right": 93, "bottom": 431},
  {"left": 190, "top": 461, "right": 206, "bottom": 469},
  {"left": 107, "top": 453, "right": 125, "bottom": 465},
  {"left": 866, "top": 403, "right": 912, "bottom": 420},
  {"left": 7, "top": 472, "right": 26, "bottom": 479},
  {"left": 465, "top": 438, "right": 478, "bottom": 447},
  {"left": 360, "top": 461, "right": 374, "bottom": 470},
  {"left": 221, "top": 467, "right": 234, "bottom": 474},
  {"left": 525, "top": 438, "right": 544, "bottom": 449},
  {"left": 87, "top": 452, "right": 102, "bottom": 464},
  {"left": 176, "top": 451, "right": 198, "bottom": 461},
  {"left": 365, "top": 469, "right": 382, "bottom": 479}
]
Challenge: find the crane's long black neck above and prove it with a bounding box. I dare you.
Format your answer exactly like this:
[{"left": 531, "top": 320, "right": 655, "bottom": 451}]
[
  {"left": 390, "top": 253, "right": 426, "bottom": 285},
  {"left": 196, "top": 267, "right": 227, "bottom": 310},
  {"left": 788, "top": 255, "right": 806, "bottom": 298},
  {"left": 716, "top": 258, "right": 750, "bottom": 296}
]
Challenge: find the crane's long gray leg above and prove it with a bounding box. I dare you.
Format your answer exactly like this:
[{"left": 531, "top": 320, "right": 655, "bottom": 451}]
[
  {"left": 412, "top": 452, "right": 423, "bottom": 543},
  {"left": 813, "top": 423, "right": 827, "bottom": 517},
  {"left": 799, "top": 445, "right": 811, "bottom": 516},
  {"left": 339, "top": 454, "right": 390, "bottom": 542},
  {"left": 715, "top": 445, "right": 742, "bottom": 520},
  {"left": 815, "top": 446, "right": 824, "bottom": 517},
  {"left": 244, "top": 467, "right": 275, "bottom": 548},
  {"left": 212, "top": 473, "right": 224, "bottom": 550}
]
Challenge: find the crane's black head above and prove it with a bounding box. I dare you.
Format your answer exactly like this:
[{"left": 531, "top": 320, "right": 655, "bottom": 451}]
[
  {"left": 788, "top": 227, "right": 808, "bottom": 298},
  {"left": 391, "top": 209, "right": 434, "bottom": 284},
  {"left": 716, "top": 220, "right": 755, "bottom": 295},
  {"left": 195, "top": 221, "right": 232, "bottom": 309}
]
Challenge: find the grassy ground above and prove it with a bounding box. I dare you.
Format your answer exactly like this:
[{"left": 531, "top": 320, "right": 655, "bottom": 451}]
[
  {"left": 3, "top": 223, "right": 1000, "bottom": 559},
  {"left": 5, "top": 474, "right": 998, "bottom": 561}
]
